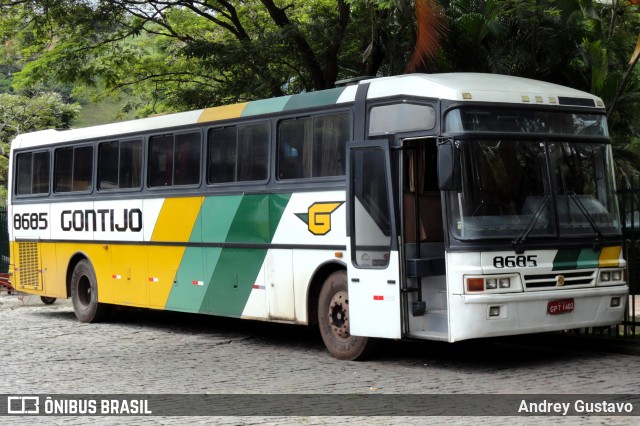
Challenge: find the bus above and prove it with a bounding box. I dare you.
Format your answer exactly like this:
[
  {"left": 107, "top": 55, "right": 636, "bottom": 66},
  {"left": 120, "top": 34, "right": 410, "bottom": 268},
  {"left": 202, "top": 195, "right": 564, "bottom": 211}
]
[{"left": 8, "top": 73, "right": 628, "bottom": 360}]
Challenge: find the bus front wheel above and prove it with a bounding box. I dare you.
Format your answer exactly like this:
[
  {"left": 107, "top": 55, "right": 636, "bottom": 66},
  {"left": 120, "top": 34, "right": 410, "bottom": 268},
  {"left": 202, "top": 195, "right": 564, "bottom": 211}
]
[
  {"left": 318, "top": 270, "right": 373, "bottom": 360},
  {"left": 70, "top": 259, "right": 110, "bottom": 323}
]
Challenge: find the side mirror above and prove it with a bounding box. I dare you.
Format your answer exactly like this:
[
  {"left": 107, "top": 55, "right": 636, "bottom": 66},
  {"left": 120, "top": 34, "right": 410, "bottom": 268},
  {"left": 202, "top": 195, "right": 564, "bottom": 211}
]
[{"left": 437, "top": 141, "right": 460, "bottom": 191}]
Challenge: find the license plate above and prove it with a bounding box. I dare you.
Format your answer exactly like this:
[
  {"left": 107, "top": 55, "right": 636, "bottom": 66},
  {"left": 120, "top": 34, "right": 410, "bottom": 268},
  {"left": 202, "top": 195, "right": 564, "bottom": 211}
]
[{"left": 547, "top": 298, "right": 575, "bottom": 315}]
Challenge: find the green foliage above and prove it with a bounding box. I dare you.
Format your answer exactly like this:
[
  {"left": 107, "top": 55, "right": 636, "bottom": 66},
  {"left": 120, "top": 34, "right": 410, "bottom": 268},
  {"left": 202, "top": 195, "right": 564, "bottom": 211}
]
[
  {"left": 0, "top": 0, "right": 638, "bottom": 184},
  {"left": 0, "top": 91, "right": 80, "bottom": 205}
]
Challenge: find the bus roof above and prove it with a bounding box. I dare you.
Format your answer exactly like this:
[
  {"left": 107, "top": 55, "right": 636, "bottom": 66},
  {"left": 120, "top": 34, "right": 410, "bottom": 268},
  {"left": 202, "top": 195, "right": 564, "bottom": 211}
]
[{"left": 11, "top": 73, "right": 604, "bottom": 149}]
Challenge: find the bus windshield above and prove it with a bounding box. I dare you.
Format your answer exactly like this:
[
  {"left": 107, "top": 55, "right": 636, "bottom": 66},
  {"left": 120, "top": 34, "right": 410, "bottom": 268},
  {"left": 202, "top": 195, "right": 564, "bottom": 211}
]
[
  {"left": 445, "top": 107, "right": 609, "bottom": 136},
  {"left": 448, "top": 139, "right": 621, "bottom": 240}
]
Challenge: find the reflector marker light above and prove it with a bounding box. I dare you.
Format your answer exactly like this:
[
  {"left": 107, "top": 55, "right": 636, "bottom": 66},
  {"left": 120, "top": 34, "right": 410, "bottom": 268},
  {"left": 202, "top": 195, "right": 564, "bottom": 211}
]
[
  {"left": 252, "top": 284, "right": 265, "bottom": 290},
  {"left": 149, "top": 277, "right": 159, "bottom": 282},
  {"left": 112, "top": 274, "right": 122, "bottom": 280},
  {"left": 373, "top": 295, "right": 384, "bottom": 300},
  {"left": 192, "top": 280, "right": 204, "bottom": 286}
]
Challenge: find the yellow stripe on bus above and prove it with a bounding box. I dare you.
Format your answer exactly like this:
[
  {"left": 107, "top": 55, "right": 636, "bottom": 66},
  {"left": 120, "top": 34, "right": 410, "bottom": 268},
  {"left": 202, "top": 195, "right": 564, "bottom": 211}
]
[
  {"left": 599, "top": 246, "right": 622, "bottom": 268},
  {"left": 151, "top": 197, "right": 204, "bottom": 242},
  {"left": 197, "top": 103, "right": 248, "bottom": 123}
]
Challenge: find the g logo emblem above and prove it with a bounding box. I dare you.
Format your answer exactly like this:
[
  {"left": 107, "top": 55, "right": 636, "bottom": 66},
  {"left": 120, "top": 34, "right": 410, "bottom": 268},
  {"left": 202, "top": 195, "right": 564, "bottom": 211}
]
[{"left": 296, "top": 202, "right": 343, "bottom": 236}]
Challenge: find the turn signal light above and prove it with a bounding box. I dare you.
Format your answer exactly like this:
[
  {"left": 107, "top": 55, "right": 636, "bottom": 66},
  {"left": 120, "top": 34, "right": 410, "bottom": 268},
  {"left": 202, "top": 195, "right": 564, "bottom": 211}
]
[{"left": 467, "top": 278, "right": 485, "bottom": 292}]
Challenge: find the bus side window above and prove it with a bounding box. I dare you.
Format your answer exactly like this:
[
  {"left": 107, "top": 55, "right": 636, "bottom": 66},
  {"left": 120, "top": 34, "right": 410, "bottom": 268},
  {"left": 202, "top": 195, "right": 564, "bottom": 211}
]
[
  {"left": 149, "top": 132, "right": 201, "bottom": 187},
  {"left": 174, "top": 132, "right": 201, "bottom": 186},
  {"left": 277, "top": 112, "right": 350, "bottom": 180},
  {"left": 208, "top": 123, "right": 269, "bottom": 184},
  {"left": 15, "top": 151, "right": 50, "bottom": 196},
  {"left": 119, "top": 140, "right": 143, "bottom": 189},
  {"left": 278, "top": 118, "right": 311, "bottom": 180},
  {"left": 54, "top": 145, "right": 93, "bottom": 193},
  {"left": 98, "top": 139, "right": 143, "bottom": 191},
  {"left": 149, "top": 135, "right": 173, "bottom": 187},
  {"left": 16, "top": 153, "right": 33, "bottom": 195},
  {"left": 313, "top": 113, "right": 348, "bottom": 177},
  {"left": 237, "top": 123, "right": 269, "bottom": 182}
]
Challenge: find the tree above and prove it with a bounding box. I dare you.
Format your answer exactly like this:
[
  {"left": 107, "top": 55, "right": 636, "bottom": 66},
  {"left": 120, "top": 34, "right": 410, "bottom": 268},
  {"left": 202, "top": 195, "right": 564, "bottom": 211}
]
[
  {"left": 0, "top": 1, "right": 371, "bottom": 112},
  {"left": 0, "top": 92, "right": 79, "bottom": 204},
  {"left": 0, "top": 0, "right": 452, "bottom": 113}
]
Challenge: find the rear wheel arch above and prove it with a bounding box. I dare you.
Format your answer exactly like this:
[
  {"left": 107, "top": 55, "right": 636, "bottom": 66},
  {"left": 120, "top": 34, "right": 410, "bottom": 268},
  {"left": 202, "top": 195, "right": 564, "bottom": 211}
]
[{"left": 66, "top": 253, "right": 88, "bottom": 298}]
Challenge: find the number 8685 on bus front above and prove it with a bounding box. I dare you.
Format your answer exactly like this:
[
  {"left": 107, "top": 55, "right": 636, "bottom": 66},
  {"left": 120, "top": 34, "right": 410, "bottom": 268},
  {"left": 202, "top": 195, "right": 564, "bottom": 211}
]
[{"left": 493, "top": 255, "right": 538, "bottom": 269}]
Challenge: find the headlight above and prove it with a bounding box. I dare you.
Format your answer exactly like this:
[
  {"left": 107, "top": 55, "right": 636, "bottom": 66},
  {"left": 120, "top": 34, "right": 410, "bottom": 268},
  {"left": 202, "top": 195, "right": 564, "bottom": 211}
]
[
  {"left": 465, "top": 275, "right": 521, "bottom": 293},
  {"left": 598, "top": 269, "right": 625, "bottom": 285}
]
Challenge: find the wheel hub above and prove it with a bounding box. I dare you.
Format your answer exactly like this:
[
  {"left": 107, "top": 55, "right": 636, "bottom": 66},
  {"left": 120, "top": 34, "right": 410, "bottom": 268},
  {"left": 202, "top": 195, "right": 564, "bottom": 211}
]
[{"left": 328, "top": 290, "right": 350, "bottom": 339}]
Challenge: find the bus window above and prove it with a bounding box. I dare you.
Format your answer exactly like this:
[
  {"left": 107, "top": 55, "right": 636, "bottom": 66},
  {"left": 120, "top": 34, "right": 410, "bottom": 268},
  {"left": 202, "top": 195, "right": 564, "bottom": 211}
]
[
  {"left": 174, "top": 132, "right": 201, "bottom": 186},
  {"left": 15, "top": 151, "right": 50, "bottom": 196},
  {"left": 278, "top": 117, "right": 311, "bottom": 179},
  {"left": 369, "top": 104, "right": 435, "bottom": 136},
  {"left": 237, "top": 123, "right": 269, "bottom": 181},
  {"left": 208, "top": 123, "right": 269, "bottom": 184},
  {"left": 149, "top": 135, "right": 173, "bottom": 187},
  {"left": 313, "top": 113, "right": 348, "bottom": 177},
  {"left": 98, "top": 139, "right": 142, "bottom": 190},
  {"left": 208, "top": 127, "right": 236, "bottom": 183},
  {"left": 149, "top": 132, "right": 201, "bottom": 187},
  {"left": 54, "top": 145, "right": 93, "bottom": 193},
  {"left": 278, "top": 112, "right": 349, "bottom": 180}
]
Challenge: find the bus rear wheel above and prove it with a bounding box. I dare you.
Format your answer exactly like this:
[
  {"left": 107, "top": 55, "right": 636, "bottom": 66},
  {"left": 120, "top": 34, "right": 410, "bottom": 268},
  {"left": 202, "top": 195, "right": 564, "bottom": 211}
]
[
  {"left": 40, "top": 296, "right": 56, "bottom": 305},
  {"left": 71, "top": 259, "right": 110, "bottom": 323},
  {"left": 318, "top": 270, "right": 372, "bottom": 360}
]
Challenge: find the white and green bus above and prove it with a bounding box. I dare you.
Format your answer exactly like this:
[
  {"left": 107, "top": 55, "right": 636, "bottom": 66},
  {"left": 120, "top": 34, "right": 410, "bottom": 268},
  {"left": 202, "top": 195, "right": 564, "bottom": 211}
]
[{"left": 8, "top": 73, "right": 628, "bottom": 359}]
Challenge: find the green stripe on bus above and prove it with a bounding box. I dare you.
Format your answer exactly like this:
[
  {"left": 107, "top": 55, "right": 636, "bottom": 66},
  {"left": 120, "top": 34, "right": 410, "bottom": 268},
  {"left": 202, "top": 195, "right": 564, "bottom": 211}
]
[
  {"left": 552, "top": 249, "right": 581, "bottom": 271},
  {"left": 199, "top": 193, "right": 291, "bottom": 316},
  {"left": 203, "top": 247, "right": 266, "bottom": 316},
  {"left": 166, "top": 246, "right": 207, "bottom": 312},
  {"left": 242, "top": 96, "right": 292, "bottom": 117},
  {"left": 200, "top": 195, "right": 243, "bottom": 242},
  {"left": 166, "top": 193, "right": 291, "bottom": 316},
  {"left": 576, "top": 248, "right": 600, "bottom": 269},
  {"left": 552, "top": 248, "right": 601, "bottom": 271},
  {"left": 226, "top": 195, "right": 272, "bottom": 243},
  {"left": 283, "top": 87, "right": 346, "bottom": 111}
]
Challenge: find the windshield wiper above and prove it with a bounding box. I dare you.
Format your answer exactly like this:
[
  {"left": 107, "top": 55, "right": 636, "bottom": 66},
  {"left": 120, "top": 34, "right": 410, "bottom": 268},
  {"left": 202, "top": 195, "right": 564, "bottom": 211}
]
[
  {"left": 567, "top": 192, "right": 604, "bottom": 244},
  {"left": 512, "top": 195, "right": 550, "bottom": 254}
]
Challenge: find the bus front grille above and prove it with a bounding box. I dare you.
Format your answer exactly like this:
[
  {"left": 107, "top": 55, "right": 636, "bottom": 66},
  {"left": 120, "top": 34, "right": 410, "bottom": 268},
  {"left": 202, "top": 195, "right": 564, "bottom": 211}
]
[{"left": 523, "top": 270, "right": 595, "bottom": 290}]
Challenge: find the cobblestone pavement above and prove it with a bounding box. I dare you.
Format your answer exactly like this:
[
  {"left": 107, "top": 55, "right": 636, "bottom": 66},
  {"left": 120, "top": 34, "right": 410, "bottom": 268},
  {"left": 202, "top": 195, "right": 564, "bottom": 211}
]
[{"left": 1, "top": 291, "right": 639, "bottom": 425}]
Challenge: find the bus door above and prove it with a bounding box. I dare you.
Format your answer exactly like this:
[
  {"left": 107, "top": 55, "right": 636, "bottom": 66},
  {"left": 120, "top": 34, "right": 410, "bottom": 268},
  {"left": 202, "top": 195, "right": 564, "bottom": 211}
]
[
  {"left": 346, "top": 141, "right": 401, "bottom": 339},
  {"left": 400, "top": 137, "right": 448, "bottom": 340}
]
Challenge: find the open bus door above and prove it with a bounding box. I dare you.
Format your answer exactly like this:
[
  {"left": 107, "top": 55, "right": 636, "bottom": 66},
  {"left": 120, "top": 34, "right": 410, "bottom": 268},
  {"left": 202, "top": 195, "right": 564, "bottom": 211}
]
[{"left": 346, "top": 141, "right": 401, "bottom": 339}]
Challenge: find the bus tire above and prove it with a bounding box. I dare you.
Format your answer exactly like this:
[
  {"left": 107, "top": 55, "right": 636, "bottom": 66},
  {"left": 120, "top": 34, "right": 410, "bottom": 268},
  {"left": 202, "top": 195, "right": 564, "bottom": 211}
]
[
  {"left": 71, "top": 259, "right": 110, "bottom": 323},
  {"left": 318, "top": 270, "right": 373, "bottom": 360},
  {"left": 40, "top": 296, "right": 56, "bottom": 305}
]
